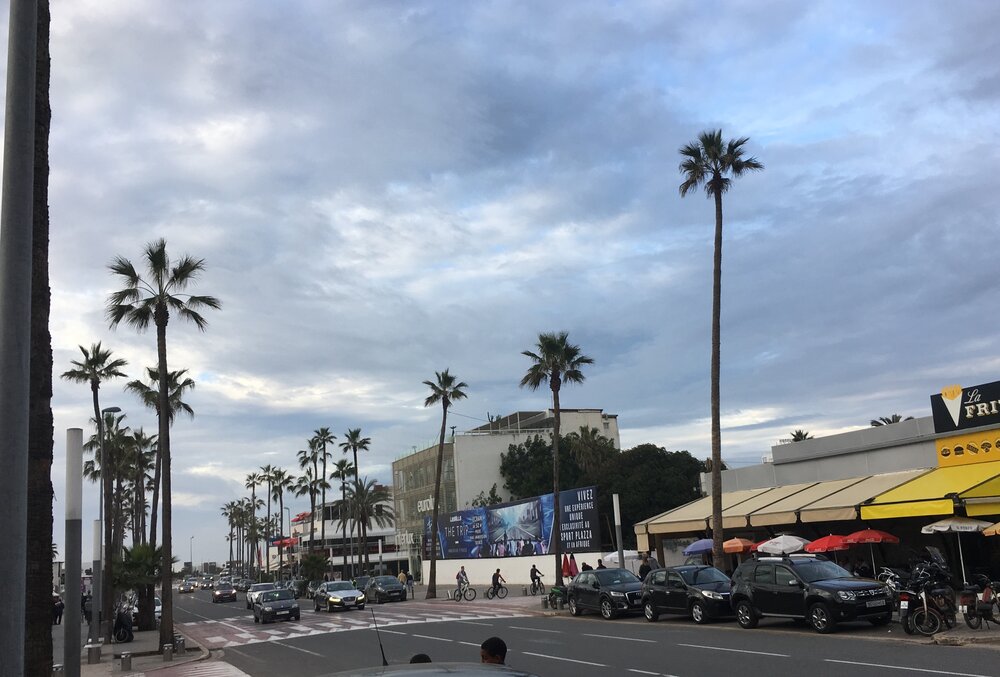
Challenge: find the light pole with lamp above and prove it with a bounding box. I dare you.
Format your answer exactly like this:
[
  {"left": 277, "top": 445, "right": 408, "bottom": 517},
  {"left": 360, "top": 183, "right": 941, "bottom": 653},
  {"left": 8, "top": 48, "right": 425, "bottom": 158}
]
[
  {"left": 190, "top": 536, "right": 195, "bottom": 576},
  {"left": 93, "top": 405, "right": 120, "bottom": 645},
  {"left": 283, "top": 506, "right": 292, "bottom": 580}
]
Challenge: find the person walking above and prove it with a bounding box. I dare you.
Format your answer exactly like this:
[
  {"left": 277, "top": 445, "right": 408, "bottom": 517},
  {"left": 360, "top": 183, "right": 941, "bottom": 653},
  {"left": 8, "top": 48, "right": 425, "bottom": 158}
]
[
  {"left": 53, "top": 594, "right": 64, "bottom": 625},
  {"left": 406, "top": 570, "right": 415, "bottom": 597}
]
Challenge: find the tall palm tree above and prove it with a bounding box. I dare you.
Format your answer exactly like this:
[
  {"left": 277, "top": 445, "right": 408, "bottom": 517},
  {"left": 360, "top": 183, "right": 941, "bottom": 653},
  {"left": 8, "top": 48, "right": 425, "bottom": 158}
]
[
  {"left": 565, "top": 426, "right": 616, "bottom": 477},
  {"left": 107, "top": 238, "right": 221, "bottom": 650},
  {"left": 259, "top": 464, "right": 275, "bottom": 575},
  {"left": 221, "top": 501, "right": 239, "bottom": 571},
  {"left": 313, "top": 427, "right": 336, "bottom": 568},
  {"left": 330, "top": 459, "right": 355, "bottom": 578},
  {"left": 245, "top": 472, "right": 263, "bottom": 575},
  {"left": 61, "top": 341, "right": 128, "bottom": 641},
  {"left": 345, "top": 478, "right": 394, "bottom": 571},
  {"left": 124, "top": 366, "right": 195, "bottom": 550},
  {"left": 128, "top": 429, "right": 157, "bottom": 546},
  {"left": 296, "top": 441, "right": 321, "bottom": 551},
  {"left": 790, "top": 430, "right": 813, "bottom": 441},
  {"left": 293, "top": 468, "right": 318, "bottom": 554},
  {"left": 422, "top": 369, "right": 467, "bottom": 598},
  {"left": 339, "top": 428, "right": 371, "bottom": 577},
  {"left": 679, "top": 130, "right": 763, "bottom": 568},
  {"left": 871, "top": 414, "right": 914, "bottom": 426},
  {"left": 520, "top": 332, "right": 593, "bottom": 586},
  {"left": 270, "top": 468, "right": 293, "bottom": 576}
]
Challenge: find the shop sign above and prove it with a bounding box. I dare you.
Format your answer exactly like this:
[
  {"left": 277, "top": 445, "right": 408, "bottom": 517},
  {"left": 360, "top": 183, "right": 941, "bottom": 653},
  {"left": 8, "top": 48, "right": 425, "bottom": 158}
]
[
  {"left": 931, "top": 382, "right": 1000, "bottom": 434},
  {"left": 936, "top": 430, "right": 1000, "bottom": 467}
]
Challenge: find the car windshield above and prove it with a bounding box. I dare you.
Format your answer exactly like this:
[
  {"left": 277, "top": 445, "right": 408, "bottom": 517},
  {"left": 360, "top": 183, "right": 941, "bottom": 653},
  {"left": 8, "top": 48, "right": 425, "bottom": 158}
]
[
  {"left": 793, "top": 560, "right": 853, "bottom": 582},
  {"left": 250, "top": 583, "right": 275, "bottom": 592},
  {"left": 375, "top": 576, "right": 398, "bottom": 585},
  {"left": 261, "top": 590, "right": 294, "bottom": 602},
  {"left": 216, "top": 583, "right": 234, "bottom": 591},
  {"left": 595, "top": 569, "right": 641, "bottom": 586},
  {"left": 328, "top": 582, "right": 354, "bottom": 591},
  {"left": 680, "top": 567, "right": 730, "bottom": 586}
]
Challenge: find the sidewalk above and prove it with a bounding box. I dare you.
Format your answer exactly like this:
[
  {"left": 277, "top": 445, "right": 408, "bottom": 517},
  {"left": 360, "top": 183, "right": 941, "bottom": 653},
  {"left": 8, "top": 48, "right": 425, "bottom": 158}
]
[{"left": 52, "top": 620, "right": 207, "bottom": 675}]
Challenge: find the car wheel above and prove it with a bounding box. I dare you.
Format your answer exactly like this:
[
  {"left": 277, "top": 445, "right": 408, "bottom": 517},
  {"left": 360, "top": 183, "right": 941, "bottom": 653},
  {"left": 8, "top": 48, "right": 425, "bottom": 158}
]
[
  {"left": 253, "top": 613, "right": 259, "bottom": 624},
  {"left": 808, "top": 602, "right": 835, "bottom": 634},
  {"left": 357, "top": 604, "right": 365, "bottom": 611},
  {"left": 293, "top": 614, "right": 300, "bottom": 621},
  {"left": 600, "top": 597, "right": 617, "bottom": 620},
  {"left": 568, "top": 596, "right": 581, "bottom": 616},
  {"left": 314, "top": 600, "right": 320, "bottom": 612},
  {"left": 691, "top": 600, "right": 709, "bottom": 624},
  {"left": 736, "top": 600, "right": 758, "bottom": 629},
  {"left": 643, "top": 600, "right": 659, "bottom": 622}
]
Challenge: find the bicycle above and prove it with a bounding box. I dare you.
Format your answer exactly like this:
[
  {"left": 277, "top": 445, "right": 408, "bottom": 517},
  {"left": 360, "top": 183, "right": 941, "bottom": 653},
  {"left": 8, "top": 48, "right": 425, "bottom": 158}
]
[
  {"left": 530, "top": 580, "right": 546, "bottom": 596},
  {"left": 454, "top": 582, "right": 477, "bottom": 601},
  {"left": 485, "top": 585, "right": 508, "bottom": 600}
]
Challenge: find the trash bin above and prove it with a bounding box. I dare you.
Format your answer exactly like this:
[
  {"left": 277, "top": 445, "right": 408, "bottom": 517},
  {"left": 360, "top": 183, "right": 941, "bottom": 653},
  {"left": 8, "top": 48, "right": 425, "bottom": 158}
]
[
  {"left": 162, "top": 643, "right": 173, "bottom": 662},
  {"left": 121, "top": 652, "right": 132, "bottom": 671},
  {"left": 174, "top": 635, "right": 186, "bottom": 654},
  {"left": 85, "top": 643, "right": 101, "bottom": 665},
  {"left": 541, "top": 597, "right": 549, "bottom": 609}
]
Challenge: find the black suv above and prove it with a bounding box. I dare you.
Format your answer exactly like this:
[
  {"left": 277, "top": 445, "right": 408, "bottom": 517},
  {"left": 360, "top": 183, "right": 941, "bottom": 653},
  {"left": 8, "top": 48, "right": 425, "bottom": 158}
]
[
  {"left": 567, "top": 568, "right": 644, "bottom": 619},
  {"left": 730, "top": 555, "right": 891, "bottom": 633}
]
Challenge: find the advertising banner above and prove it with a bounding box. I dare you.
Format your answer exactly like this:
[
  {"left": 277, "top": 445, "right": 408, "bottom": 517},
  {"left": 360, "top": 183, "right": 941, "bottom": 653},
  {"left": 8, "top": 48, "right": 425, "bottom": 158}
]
[
  {"left": 424, "top": 485, "right": 599, "bottom": 559},
  {"left": 931, "top": 382, "right": 1000, "bottom": 435}
]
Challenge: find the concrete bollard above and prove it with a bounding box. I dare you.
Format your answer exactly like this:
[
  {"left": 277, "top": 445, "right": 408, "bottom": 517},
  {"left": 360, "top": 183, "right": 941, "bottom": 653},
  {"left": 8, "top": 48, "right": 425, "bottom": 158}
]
[
  {"left": 86, "top": 643, "right": 101, "bottom": 664},
  {"left": 522, "top": 585, "right": 528, "bottom": 596},
  {"left": 121, "top": 652, "right": 132, "bottom": 671},
  {"left": 51, "top": 664, "right": 64, "bottom": 676},
  {"left": 163, "top": 643, "right": 173, "bottom": 662},
  {"left": 446, "top": 589, "right": 453, "bottom": 600},
  {"left": 557, "top": 598, "right": 565, "bottom": 610},
  {"left": 542, "top": 597, "right": 549, "bottom": 609},
  {"left": 174, "top": 635, "right": 186, "bottom": 654}
]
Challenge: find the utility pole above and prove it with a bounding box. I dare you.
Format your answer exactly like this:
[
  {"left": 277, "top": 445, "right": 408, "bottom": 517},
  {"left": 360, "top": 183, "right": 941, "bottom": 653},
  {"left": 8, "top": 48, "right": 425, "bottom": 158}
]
[
  {"left": 64, "top": 429, "right": 83, "bottom": 677},
  {"left": 0, "top": 0, "right": 37, "bottom": 673}
]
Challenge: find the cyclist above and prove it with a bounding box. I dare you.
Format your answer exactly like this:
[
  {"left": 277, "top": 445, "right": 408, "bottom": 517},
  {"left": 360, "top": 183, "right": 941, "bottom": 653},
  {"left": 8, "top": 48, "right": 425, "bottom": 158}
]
[
  {"left": 491, "top": 568, "right": 506, "bottom": 598},
  {"left": 529, "top": 565, "right": 543, "bottom": 593},
  {"left": 456, "top": 566, "right": 470, "bottom": 595}
]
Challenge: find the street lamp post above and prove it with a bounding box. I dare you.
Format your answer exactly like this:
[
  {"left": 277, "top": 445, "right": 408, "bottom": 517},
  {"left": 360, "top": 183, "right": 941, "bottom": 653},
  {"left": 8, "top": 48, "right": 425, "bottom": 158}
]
[
  {"left": 190, "top": 536, "right": 194, "bottom": 575},
  {"left": 283, "top": 506, "right": 291, "bottom": 580},
  {"left": 94, "top": 405, "right": 120, "bottom": 645}
]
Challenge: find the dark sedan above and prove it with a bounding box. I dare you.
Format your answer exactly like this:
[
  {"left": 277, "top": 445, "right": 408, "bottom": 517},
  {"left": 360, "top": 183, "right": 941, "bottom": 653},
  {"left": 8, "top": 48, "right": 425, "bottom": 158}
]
[
  {"left": 567, "top": 568, "right": 643, "bottom": 619},
  {"left": 641, "top": 565, "right": 733, "bottom": 624},
  {"left": 212, "top": 582, "right": 238, "bottom": 603},
  {"left": 367, "top": 575, "right": 407, "bottom": 603},
  {"left": 254, "top": 588, "right": 301, "bottom": 624}
]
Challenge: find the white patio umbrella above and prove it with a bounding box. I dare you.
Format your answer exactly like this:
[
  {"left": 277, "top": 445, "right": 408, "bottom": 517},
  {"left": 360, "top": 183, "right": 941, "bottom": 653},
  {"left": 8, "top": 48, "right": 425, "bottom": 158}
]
[
  {"left": 757, "top": 535, "right": 811, "bottom": 555},
  {"left": 920, "top": 516, "right": 993, "bottom": 584}
]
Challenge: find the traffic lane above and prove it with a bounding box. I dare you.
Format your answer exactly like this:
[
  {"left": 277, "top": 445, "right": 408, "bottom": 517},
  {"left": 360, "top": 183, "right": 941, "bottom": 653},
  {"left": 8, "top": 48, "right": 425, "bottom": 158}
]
[
  {"left": 173, "top": 588, "right": 252, "bottom": 622},
  {"left": 209, "top": 612, "right": 981, "bottom": 677}
]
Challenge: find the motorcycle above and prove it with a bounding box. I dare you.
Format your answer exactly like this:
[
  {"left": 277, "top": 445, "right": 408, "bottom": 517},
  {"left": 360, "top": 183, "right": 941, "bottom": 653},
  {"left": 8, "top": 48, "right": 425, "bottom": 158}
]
[
  {"left": 114, "top": 603, "right": 134, "bottom": 643},
  {"left": 960, "top": 573, "right": 1000, "bottom": 630},
  {"left": 901, "top": 559, "right": 957, "bottom": 636}
]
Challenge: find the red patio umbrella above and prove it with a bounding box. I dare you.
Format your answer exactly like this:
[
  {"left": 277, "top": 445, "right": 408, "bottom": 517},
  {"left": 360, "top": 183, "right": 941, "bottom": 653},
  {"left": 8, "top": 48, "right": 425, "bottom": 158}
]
[
  {"left": 805, "top": 534, "right": 849, "bottom": 553},
  {"left": 844, "top": 529, "right": 899, "bottom": 575},
  {"left": 723, "top": 538, "right": 755, "bottom": 554},
  {"left": 561, "top": 554, "right": 571, "bottom": 578},
  {"left": 749, "top": 538, "right": 771, "bottom": 552}
]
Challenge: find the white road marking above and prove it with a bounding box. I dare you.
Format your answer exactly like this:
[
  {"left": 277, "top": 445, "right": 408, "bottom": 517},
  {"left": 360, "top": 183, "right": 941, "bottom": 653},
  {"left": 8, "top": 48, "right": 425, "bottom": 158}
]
[
  {"left": 584, "top": 633, "right": 656, "bottom": 643},
  {"left": 380, "top": 629, "right": 408, "bottom": 635},
  {"left": 509, "top": 625, "right": 561, "bottom": 633},
  {"left": 627, "top": 670, "right": 659, "bottom": 676},
  {"left": 522, "top": 651, "right": 607, "bottom": 667},
  {"left": 677, "top": 643, "right": 789, "bottom": 658},
  {"left": 273, "top": 641, "right": 324, "bottom": 657},
  {"left": 412, "top": 634, "right": 453, "bottom": 642},
  {"left": 457, "top": 621, "right": 493, "bottom": 626},
  {"left": 458, "top": 641, "right": 480, "bottom": 647},
  {"left": 825, "top": 660, "right": 991, "bottom": 677}
]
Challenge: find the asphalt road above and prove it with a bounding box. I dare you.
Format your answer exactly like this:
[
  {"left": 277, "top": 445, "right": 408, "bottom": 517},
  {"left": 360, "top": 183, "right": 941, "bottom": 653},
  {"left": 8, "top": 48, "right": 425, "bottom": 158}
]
[{"left": 173, "top": 589, "right": 1000, "bottom": 676}]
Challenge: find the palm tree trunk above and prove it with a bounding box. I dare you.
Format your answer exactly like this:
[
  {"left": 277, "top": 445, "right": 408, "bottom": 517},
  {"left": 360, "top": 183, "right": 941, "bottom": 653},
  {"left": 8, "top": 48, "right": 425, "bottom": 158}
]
[
  {"left": 710, "top": 189, "right": 725, "bottom": 570},
  {"left": 321, "top": 450, "right": 327, "bottom": 570},
  {"left": 97, "top": 393, "right": 115, "bottom": 644},
  {"left": 341, "top": 484, "right": 348, "bottom": 579},
  {"left": 551, "top": 383, "right": 563, "bottom": 586},
  {"left": 148, "top": 445, "right": 161, "bottom": 549},
  {"left": 155, "top": 315, "right": 174, "bottom": 651},
  {"left": 26, "top": 3, "right": 53, "bottom": 667},
  {"left": 266, "top": 482, "right": 272, "bottom": 576},
  {"left": 426, "top": 403, "right": 448, "bottom": 598}
]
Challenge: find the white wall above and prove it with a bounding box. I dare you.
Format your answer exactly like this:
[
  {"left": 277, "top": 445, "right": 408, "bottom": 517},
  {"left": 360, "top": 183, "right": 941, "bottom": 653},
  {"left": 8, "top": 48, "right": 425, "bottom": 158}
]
[{"left": 421, "top": 552, "right": 606, "bottom": 587}]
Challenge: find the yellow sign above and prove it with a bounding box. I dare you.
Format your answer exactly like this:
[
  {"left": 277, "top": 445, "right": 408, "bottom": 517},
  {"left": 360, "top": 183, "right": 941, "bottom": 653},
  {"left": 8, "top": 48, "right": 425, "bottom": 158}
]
[{"left": 937, "top": 430, "right": 1000, "bottom": 467}]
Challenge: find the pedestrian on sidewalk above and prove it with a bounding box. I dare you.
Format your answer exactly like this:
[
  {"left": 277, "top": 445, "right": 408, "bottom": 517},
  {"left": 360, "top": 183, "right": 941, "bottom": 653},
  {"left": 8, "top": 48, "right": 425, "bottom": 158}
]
[
  {"left": 406, "top": 570, "right": 414, "bottom": 597},
  {"left": 52, "top": 594, "right": 64, "bottom": 625}
]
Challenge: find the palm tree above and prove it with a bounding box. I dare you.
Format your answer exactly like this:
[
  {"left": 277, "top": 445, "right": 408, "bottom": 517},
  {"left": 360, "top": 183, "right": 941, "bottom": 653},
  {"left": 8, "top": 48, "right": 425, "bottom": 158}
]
[
  {"left": 330, "top": 459, "right": 355, "bottom": 578},
  {"left": 296, "top": 441, "right": 321, "bottom": 551},
  {"left": 871, "top": 414, "right": 914, "bottom": 426},
  {"left": 313, "top": 427, "right": 337, "bottom": 568},
  {"left": 124, "top": 366, "right": 195, "bottom": 550},
  {"left": 107, "top": 238, "right": 221, "bottom": 650},
  {"left": 259, "top": 464, "right": 275, "bottom": 575},
  {"left": 679, "top": 129, "right": 763, "bottom": 568},
  {"left": 339, "top": 428, "right": 371, "bottom": 577},
  {"left": 128, "top": 429, "right": 157, "bottom": 546},
  {"left": 293, "top": 468, "right": 319, "bottom": 554},
  {"left": 221, "top": 501, "right": 239, "bottom": 571},
  {"left": 345, "top": 478, "right": 394, "bottom": 572},
  {"left": 245, "top": 472, "right": 263, "bottom": 575},
  {"left": 421, "top": 369, "right": 467, "bottom": 598},
  {"left": 520, "top": 332, "right": 593, "bottom": 586},
  {"left": 790, "top": 430, "right": 813, "bottom": 442},
  {"left": 61, "top": 341, "right": 128, "bottom": 641},
  {"left": 270, "top": 468, "right": 294, "bottom": 576},
  {"left": 565, "top": 426, "right": 616, "bottom": 477}
]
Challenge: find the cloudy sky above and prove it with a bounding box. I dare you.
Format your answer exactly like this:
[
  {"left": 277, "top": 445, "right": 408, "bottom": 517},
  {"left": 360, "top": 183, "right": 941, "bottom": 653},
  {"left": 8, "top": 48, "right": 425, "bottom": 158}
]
[{"left": 28, "top": 0, "right": 1000, "bottom": 565}]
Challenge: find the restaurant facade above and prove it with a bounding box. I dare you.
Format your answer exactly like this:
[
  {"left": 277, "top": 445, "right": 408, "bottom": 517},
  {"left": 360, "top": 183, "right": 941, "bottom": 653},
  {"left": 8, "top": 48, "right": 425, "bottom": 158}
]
[{"left": 635, "top": 381, "right": 1000, "bottom": 577}]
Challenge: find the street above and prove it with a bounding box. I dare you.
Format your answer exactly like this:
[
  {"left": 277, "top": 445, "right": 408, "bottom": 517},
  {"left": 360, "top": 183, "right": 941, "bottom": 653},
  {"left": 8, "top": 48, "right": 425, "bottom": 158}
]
[{"left": 172, "top": 589, "right": 1000, "bottom": 676}]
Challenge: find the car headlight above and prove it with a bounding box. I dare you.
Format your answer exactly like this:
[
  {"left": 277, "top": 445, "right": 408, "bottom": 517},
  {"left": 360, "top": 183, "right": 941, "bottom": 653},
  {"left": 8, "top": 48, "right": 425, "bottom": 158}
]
[
  {"left": 837, "top": 591, "right": 856, "bottom": 601},
  {"left": 701, "top": 590, "right": 724, "bottom": 600},
  {"left": 358, "top": 593, "right": 365, "bottom": 600},
  {"left": 331, "top": 596, "right": 341, "bottom": 602},
  {"left": 292, "top": 604, "right": 299, "bottom": 610},
  {"left": 264, "top": 606, "right": 273, "bottom": 612},
  {"left": 609, "top": 591, "right": 625, "bottom": 597}
]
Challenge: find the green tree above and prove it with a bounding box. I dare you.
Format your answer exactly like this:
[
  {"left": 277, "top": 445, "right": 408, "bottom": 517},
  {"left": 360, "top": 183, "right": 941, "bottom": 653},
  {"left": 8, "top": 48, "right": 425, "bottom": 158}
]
[
  {"left": 565, "top": 426, "right": 617, "bottom": 478},
  {"left": 339, "top": 428, "right": 371, "bottom": 577},
  {"left": 330, "top": 459, "right": 354, "bottom": 578},
  {"left": 499, "top": 435, "right": 583, "bottom": 500},
  {"left": 115, "top": 544, "right": 174, "bottom": 631},
  {"left": 344, "top": 478, "right": 394, "bottom": 572},
  {"left": 871, "top": 414, "right": 914, "bottom": 426},
  {"left": 520, "top": 332, "right": 593, "bottom": 586},
  {"left": 107, "top": 237, "right": 221, "bottom": 650},
  {"left": 296, "top": 440, "right": 320, "bottom": 551},
  {"left": 471, "top": 484, "right": 504, "bottom": 507},
  {"left": 679, "top": 129, "right": 763, "bottom": 568},
  {"left": 259, "top": 464, "right": 275, "bottom": 576},
  {"left": 270, "top": 468, "right": 294, "bottom": 576},
  {"left": 245, "top": 472, "right": 263, "bottom": 574},
  {"left": 297, "top": 553, "right": 328, "bottom": 582},
  {"left": 422, "top": 369, "right": 468, "bottom": 598},
  {"left": 312, "top": 427, "right": 337, "bottom": 568}
]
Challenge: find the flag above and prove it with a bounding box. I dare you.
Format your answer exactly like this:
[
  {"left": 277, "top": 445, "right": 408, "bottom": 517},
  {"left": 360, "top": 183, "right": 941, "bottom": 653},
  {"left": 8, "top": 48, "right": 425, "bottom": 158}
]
[
  {"left": 561, "top": 554, "right": 571, "bottom": 578},
  {"left": 569, "top": 553, "right": 579, "bottom": 577}
]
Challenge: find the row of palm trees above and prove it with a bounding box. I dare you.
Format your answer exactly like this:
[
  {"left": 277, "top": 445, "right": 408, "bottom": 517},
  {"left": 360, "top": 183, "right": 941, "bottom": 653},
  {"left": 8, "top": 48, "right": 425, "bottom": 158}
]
[{"left": 222, "top": 428, "right": 396, "bottom": 580}]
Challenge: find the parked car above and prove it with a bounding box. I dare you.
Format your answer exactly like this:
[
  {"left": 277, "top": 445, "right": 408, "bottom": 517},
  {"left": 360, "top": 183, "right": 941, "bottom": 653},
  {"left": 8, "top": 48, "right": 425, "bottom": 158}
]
[
  {"left": 314, "top": 581, "right": 367, "bottom": 611},
  {"left": 200, "top": 577, "right": 215, "bottom": 590},
  {"left": 306, "top": 580, "right": 324, "bottom": 599},
  {"left": 246, "top": 582, "right": 277, "bottom": 610},
  {"left": 178, "top": 580, "right": 196, "bottom": 594},
  {"left": 367, "top": 575, "right": 407, "bottom": 603},
  {"left": 353, "top": 575, "right": 372, "bottom": 592},
  {"left": 233, "top": 578, "right": 251, "bottom": 592},
  {"left": 730, "top": 554, "right": 892, "bottom": 634},
  {"left": 253, "top": 588, "right": 301, "bottom": 624},
  {"left": 641, "top": 565, "right": 733, "bottom": 624},
  {"left": 213, "top": 582, "right": 238, "bottom": 603},
  {"left": 567, "top": 568, "right": 644, "bottom": 619}
]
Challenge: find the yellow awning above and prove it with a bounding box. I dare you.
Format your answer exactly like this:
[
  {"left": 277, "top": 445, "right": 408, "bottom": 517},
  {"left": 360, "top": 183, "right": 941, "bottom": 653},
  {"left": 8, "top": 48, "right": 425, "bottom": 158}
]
[
  {"left": 861, "top": 461, "right": 1000, "bottom": 520},
  {"left": 749, "top": 476, "right": 867, "bottom": 527},
  {"left": 721, "top": 482, "right": 819, "bottom": 529},
  {"left": 957, "top": 471, "right": 1000, "bottom": 517},
  {"left": 800, "top": 469, "right": 931, "bottom": 523},
  {"left": 638, "top": 488, "right": 773, "bottom": 535}
]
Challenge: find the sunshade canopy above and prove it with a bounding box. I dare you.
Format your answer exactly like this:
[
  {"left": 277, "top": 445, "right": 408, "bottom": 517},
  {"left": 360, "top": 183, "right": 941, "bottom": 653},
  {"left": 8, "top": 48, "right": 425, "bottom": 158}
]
[
  {"left": 683, "top": 538, "right": 714, "bottom": 556},
  {"left": 843, "top": 529, "right": 899, "bottom": 544},
  {"left": 805, "top": 534, "right": 849, "bottom": 553},
  {"left": 637, "top": 488, "right": 773, "bottom": 535},
  {"left": 757, "top": 534, "right": 811, "bottom": 555},
  {"left": 920, "top": 516, "right": 993, "bottom": 534},
  {"left": 861, "top": 462, "right": 1000, "bottom": 520},
  {"left": 723, "top": 538, "right": 755, "bottom": 554},
  {"left": 749, "top": 477, "right": 865, "bottom": 527},
  {"left": 720, "top": 482, "right": 819, "bottom": 529}
]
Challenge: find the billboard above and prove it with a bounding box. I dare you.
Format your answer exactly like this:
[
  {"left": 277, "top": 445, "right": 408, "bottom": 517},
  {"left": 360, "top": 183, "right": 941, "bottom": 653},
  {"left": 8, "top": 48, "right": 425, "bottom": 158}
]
[{"left": 424, "top": 486, "right": 599, "bottom": 559}]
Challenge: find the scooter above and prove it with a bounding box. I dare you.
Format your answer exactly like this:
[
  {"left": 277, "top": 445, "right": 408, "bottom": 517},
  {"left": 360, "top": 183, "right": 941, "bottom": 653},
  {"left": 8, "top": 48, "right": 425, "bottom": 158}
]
[
  {"left": 960, "top": 574, "right": 1000, "bottom": 630},
  {"left": 114, "top": 604, "right": 134, "bottom": 643}
]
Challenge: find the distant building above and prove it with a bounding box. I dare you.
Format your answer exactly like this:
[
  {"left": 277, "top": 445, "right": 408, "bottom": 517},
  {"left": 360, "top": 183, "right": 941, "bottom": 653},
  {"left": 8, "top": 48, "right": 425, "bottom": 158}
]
[{"left": 392, "top": 408, "right": 619, "bottom": 575}]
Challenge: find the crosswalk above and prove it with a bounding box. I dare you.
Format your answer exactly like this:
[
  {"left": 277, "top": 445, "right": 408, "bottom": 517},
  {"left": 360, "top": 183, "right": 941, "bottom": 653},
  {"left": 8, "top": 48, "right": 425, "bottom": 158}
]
[
  {"left": 151, "top": 661, "right": 252, "bottom": 677},
  {"left": 179, "top": 602, "right": 530, "bottom": 650}
]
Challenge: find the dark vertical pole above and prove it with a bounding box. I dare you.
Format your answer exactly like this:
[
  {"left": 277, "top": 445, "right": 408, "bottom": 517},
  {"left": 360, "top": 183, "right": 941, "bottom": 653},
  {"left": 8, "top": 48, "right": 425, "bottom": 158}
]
[
  {"left": 64, "top": 428, "right": 83, "bottom": 677},
  {"left": 0, "top": 0, "right": 37, "bottom": 672}
]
